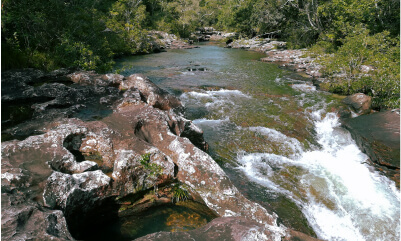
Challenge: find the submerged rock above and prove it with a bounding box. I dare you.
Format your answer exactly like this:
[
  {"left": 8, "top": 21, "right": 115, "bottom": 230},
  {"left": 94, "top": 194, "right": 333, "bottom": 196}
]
[{"left": 135, "top": 216, "right": 276, "bottom": 241}]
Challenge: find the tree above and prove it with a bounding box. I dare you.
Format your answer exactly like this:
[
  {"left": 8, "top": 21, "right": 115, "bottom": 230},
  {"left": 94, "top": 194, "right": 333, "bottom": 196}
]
[{"left": 107, "top": 0, "right": 152, "bottom": 54}]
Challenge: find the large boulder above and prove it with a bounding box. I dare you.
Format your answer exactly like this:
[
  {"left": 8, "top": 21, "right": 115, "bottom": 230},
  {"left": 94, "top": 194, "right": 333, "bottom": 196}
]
[
  {"left": 2, "top": 193, "right": 74, "bottom": 241},
  {"left": 120, "top": 74, "right": 182, "bottom": 111},
  {"left": 43, "top": 170, "right": 114, "bottom": 240},
  {"left": 341, "top": 109, "right": 400, "bottom": 187},
  {"left": 1, "top": 168, "right": 68, "bottom": 240},
  {"left": 342, "top": 93, "right": 372, "bottom": 115},
  {"left": 113, "top": 101, "right": 284, "bottom": 240}
]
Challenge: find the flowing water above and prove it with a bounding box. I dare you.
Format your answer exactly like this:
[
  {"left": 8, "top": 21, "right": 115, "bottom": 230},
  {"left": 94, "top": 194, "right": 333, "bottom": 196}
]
[{"left": 115, "top": 43, "right": 400, "bottom": 240}]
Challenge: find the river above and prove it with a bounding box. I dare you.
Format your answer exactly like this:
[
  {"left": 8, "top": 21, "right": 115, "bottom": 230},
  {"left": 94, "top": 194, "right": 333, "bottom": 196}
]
[{"left": 115, "top": 42, "right": 400, "bottom": 240}]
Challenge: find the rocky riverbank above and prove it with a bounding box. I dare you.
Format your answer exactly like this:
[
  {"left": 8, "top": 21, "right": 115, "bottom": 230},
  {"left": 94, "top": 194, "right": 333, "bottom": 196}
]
[
  {"left": 148, "top": 31, "right": 197, "bottom": 52},
  {"left": 227, "top": 37, "right": 323, "bottom": 80},
  {"left": 1, "top": 69, "right": 320, "bottom": 240}
]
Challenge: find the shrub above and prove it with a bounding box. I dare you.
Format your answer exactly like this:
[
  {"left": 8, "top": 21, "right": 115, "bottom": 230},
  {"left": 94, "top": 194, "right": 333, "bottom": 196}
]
[{"left": 316, "top": 26, "right": 400, "bottom": 109}]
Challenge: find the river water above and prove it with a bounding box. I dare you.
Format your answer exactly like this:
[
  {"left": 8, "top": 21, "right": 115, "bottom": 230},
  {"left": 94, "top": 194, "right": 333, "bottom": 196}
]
[{"left": 115, "top": 43, "right": 400, "bottom": 240}]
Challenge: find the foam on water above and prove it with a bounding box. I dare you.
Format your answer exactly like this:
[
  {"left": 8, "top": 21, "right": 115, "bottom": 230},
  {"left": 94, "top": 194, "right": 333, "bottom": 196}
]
[
  {"left": 291, "top": 83, "right": 316, "bottom": 92},
  {"left": 181, "top": 89, "right": 251, "bottom": 115},
  {"left": 182, "top": 89, "right": 250, "bottom": 99},
  {"left": 193, "top": 118, "right": 229, "bottom": 125},
  {"left": 237, "top": 112, "right": 400, "bottom": 241}
]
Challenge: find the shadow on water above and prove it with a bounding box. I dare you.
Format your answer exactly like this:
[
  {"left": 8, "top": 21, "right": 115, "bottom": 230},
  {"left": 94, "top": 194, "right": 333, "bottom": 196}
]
[{"left": 75, "top": 201, "right": 217, "bottom": 241}]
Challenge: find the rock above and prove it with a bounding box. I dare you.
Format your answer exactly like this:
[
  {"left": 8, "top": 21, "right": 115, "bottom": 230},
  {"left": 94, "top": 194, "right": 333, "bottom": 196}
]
[
  {"left": 67, "top": 71, "right": 124, "bottom": 87},
  {"left": 342, "top": 93, "right": 372, "bottom": 115},
  {"left": 1, "top": 69, "right": 45, "bottom": 97},
  {"left": 228, "top": 37, "right": 286, "bottom": 52},
  {"left": 46, "top": 68, "right": 75, "bottom": 77},
  {"left": 120, "top": 74, "right": 182, "bottom": 111},
  {"left": 1, "top": 192, "right": 74, "bottom": 241},
  {"left": 43, "top": 170, "right": 111, "bottom": 209},
  {"left": 360, "top": 65, "right": 375, "bottom": 73},
  {"left": 1, "top": 69, "right": 122, "bottom": 142},
  {"left": 179, "top": 118, "right": 209, "bottom": 151},
  {"left": 43, "top": 170, "right": 116, "bottom": 240},
  {"left": 112, "top": 150, "right": 176, "bottom": 197},
  {"left": 148, "top": 31, "right": 194, "bottom": 50},
  {"left": 341, "top": 110, "right": 400, "bottom": 187}
]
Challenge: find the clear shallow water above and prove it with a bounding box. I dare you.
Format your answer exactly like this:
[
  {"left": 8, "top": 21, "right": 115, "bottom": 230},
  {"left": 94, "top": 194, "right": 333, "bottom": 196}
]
[{"left": 115, "top": 43, "right": 400, "bottom": 240}]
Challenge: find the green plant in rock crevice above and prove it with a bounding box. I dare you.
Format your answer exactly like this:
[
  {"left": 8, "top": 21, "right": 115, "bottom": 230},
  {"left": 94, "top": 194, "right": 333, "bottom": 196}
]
[
  {"left": 139, "top": 153, "right": 164, "bottom": 178},
  {"left": 139, "top": 153, "right": 164, "bottom": 194},
  {"left": 171, "top": 183, "right": 191, "bottom": 203}
]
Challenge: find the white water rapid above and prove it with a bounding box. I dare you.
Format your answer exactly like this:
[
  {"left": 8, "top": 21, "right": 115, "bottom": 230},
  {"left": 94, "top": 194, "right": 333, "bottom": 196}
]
[{"left": 237, "top": 111, "right": 400, "bottom": 241}]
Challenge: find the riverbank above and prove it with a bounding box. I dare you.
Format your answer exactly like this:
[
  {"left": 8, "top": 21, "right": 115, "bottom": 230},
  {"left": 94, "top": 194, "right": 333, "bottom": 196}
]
[
  {"left": 227, "top": 38, "right": 323, "bottom": 81},
  {"left": 1, "top": 68, "right": 320, "bottom": 240}
]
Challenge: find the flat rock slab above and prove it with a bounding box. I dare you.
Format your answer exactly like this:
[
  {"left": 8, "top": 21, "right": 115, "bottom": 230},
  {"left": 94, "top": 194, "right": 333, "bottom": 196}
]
[{"left": 342, "top": 110, "right": 400, "bottom": 186}]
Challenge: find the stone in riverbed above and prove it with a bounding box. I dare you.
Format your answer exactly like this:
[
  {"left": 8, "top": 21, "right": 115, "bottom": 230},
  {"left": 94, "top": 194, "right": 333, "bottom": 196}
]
[
  {"left": 120, "top": 74, "right": 182, "bottom": 111},
  {"left": 42, "top": 170, "right": 116, "bottom": 240},
  {"left": 342, "top": 93, "right": 372, "bottom": 115}
]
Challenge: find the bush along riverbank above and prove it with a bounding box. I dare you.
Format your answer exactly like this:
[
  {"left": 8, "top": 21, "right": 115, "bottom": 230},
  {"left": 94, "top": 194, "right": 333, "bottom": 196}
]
[
  {"left": 227, "top": 31, "right": 400, "bottom": 111},
  {"left": 227, "top": 36, "right": 400, "bottom": 188},
  {"left": 1, "top": 68, "right": 323, "bottom": 241}
]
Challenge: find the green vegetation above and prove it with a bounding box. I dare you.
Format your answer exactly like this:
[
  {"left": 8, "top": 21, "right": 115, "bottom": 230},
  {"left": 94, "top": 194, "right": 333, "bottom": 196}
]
[
  {"left": 1, "top": 0, "right": 216, "bottom": 72},
  {"left": 171, "top": 183, "right": 190, "bottom": 203},
  {"left": 315, "top": 27, "right": 400, "bottom": 109},
  {"left": 2, "top": 0, "right": 399, "bottom": 108},
  {"left": 211, "top": 0, "right": 399, "bottom": 109},
  {"left": 139, "top": 153, "right": 164, "bottom": 178}
]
